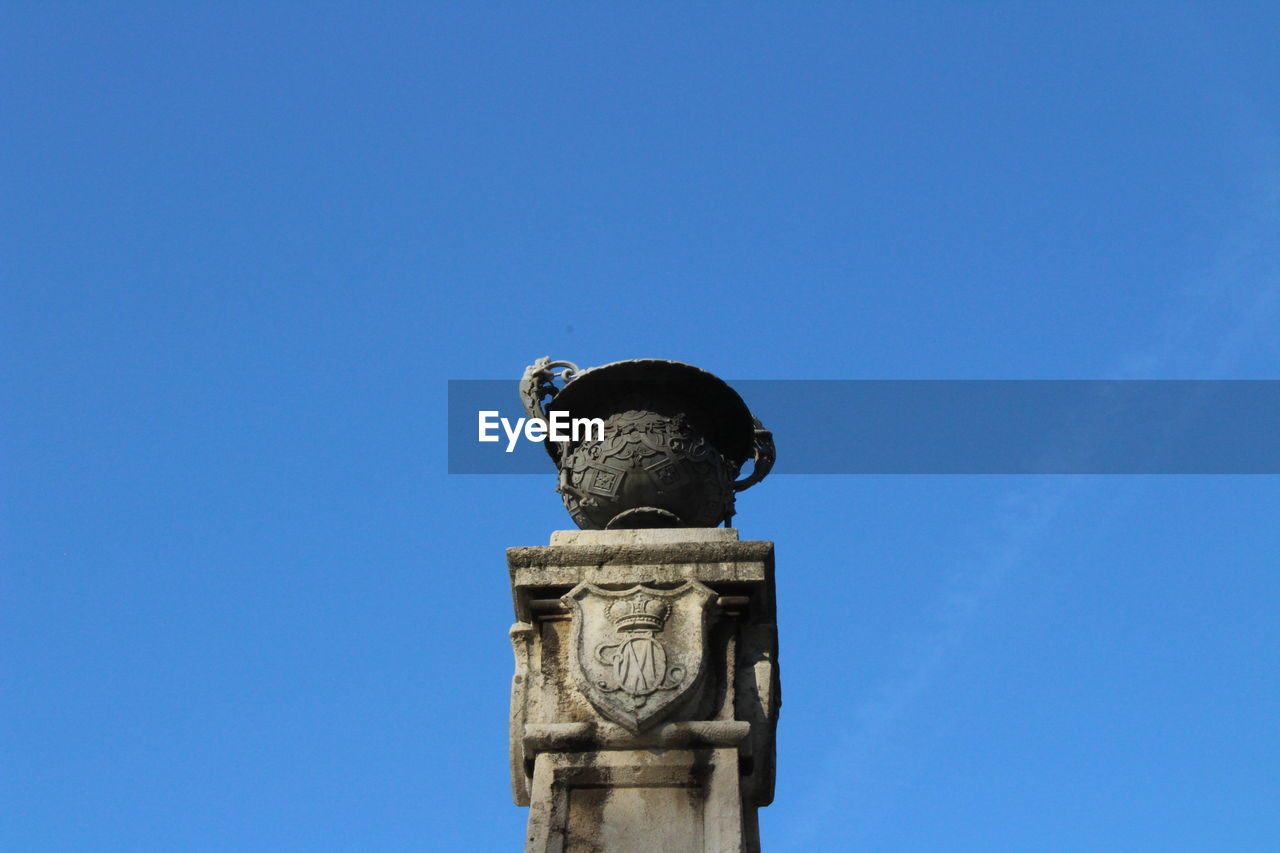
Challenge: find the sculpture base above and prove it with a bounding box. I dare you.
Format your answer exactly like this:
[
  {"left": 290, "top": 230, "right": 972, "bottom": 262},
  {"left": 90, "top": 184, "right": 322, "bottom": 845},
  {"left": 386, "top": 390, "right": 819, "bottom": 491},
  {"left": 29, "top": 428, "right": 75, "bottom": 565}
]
[
  {"left": 508, "top": 528, "right": 778, "bottom": 853},
  {"left": 526, "top": 748, "right": 750, "bottom": 853}
]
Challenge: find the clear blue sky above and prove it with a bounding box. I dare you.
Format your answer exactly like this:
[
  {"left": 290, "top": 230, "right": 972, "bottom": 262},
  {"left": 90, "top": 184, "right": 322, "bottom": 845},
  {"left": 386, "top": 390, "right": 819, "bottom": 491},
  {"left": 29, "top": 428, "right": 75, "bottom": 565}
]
[{"left": 4, "top": 3, "right": 1279, "bottom": 851}]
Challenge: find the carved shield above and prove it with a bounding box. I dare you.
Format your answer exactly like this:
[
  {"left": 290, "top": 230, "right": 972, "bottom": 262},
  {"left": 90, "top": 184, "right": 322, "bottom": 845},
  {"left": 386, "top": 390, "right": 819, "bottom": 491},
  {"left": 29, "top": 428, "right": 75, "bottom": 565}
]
[{"left": 563, "top": 581, "right": 717, "bottom": 732}]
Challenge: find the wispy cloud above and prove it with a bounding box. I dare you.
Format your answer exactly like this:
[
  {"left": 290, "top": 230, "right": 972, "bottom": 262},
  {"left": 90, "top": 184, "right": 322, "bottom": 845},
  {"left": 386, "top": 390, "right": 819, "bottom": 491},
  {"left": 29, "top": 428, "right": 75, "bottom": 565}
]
[{"left": 778, "top": 140, "right": 1279, "bottom": 852}]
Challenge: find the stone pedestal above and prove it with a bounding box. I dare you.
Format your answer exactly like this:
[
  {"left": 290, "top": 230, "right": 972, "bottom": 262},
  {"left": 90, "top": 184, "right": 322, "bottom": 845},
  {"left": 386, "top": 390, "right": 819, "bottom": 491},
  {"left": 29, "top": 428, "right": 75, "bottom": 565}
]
[{"left": 508, "top": 529, "right": 779, "bottom": 852}]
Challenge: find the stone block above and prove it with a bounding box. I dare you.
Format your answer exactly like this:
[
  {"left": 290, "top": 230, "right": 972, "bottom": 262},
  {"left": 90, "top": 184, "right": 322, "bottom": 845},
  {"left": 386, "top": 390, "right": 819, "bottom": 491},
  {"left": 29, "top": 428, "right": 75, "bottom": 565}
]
[{"left": 509, "top": 529, "right": 779, "bottom": 851}]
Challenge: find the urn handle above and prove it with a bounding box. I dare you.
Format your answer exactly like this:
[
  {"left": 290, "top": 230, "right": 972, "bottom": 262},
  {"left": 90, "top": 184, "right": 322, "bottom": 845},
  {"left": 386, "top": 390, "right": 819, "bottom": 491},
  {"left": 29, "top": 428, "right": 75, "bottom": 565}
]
[
  {"left": 519, "top": 357, "right": 580, "bottom": 461},
  {"left": 733, "top": 418, "right": 775, "bottom": 492}
]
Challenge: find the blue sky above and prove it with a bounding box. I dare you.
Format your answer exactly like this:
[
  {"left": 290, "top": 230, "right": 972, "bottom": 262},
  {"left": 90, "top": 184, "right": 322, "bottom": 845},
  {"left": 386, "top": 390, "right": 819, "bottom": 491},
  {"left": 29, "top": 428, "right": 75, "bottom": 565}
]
[{"left": 4, "top": 3, "right": 1279, "bottom": 850}]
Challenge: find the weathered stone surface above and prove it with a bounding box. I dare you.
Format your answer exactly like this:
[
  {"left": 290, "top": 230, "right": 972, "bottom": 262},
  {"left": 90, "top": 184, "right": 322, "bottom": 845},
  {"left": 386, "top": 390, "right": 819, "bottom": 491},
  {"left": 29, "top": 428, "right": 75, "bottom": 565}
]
[
  {"left": 510, "top": 528, "right": 779, "bottom": 851},
  {"left": 525, "top": 748, "right": 746, "bottom": 853},
  {"left": 507, "top": 540, "right": 772, "bottom": 569},
  {"left": 523, "top": 720, "right": 750, "bottom": 751},
  {"left": 550, "top": 528, "right": 739, "bottom": 546},
  {"left": 507, "top": 537, "right": 774, "bottom": 626},
  {"left": 564, "top": 581, "right": 716, "bottom": 731}
]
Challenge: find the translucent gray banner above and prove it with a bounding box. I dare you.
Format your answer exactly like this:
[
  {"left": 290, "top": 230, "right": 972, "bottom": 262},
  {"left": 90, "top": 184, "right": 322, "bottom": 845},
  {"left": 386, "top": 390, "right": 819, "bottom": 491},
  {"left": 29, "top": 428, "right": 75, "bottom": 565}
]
[{"left": 448, "top": 380, "right": 1280, "bottom": 474}]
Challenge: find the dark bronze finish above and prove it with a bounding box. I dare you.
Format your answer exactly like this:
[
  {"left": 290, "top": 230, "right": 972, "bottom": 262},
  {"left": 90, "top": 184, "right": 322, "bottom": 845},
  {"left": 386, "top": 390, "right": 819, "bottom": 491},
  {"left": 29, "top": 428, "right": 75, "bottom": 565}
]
[{"left": 519, "top": 358, "right": 775, "bottom": 529}]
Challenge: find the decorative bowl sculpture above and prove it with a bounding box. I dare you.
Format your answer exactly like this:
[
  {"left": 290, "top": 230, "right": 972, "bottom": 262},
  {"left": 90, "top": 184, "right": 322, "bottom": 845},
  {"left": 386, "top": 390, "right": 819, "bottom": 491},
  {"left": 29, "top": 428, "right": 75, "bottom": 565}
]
[{"left": 519, "top": 357, "right": 774, "bottom": 529}]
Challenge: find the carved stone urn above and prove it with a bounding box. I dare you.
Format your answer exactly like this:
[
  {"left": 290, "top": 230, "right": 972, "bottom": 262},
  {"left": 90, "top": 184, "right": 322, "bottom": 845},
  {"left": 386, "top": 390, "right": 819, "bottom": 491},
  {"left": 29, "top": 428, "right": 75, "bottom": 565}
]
[{"left": 519, "top": 357, "right": 774, "bottom": 529}]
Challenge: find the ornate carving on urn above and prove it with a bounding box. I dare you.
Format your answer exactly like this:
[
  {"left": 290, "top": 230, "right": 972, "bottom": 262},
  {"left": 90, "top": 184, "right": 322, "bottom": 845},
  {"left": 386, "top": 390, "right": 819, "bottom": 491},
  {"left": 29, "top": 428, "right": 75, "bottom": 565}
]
[{"left": 519, "top": 357, "right": 775, "bottom": 529}]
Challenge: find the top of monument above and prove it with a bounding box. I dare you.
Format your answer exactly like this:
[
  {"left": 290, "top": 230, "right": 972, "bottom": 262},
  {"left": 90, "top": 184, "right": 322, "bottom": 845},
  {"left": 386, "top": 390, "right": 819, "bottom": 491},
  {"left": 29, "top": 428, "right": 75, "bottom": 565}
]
[
  {"left": 534, "top": 358, "right": 756, "bottom": 466},
  {"left": 518, "top": 356, "right": 775, "bottom": 530}
]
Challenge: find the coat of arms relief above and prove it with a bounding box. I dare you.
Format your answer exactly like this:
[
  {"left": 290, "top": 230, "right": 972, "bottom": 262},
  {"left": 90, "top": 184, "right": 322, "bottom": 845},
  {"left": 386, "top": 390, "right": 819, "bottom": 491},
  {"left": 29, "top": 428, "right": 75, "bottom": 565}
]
[{"left": 562, "top": 581, "right": 717, "bottom": 731}]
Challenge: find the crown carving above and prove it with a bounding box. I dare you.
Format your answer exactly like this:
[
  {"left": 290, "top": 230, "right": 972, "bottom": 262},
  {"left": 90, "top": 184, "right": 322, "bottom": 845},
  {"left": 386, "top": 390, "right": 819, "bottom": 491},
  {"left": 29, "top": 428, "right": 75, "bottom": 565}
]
[{"left": 608, "top": 594, "right": 670, "bottom": 632}]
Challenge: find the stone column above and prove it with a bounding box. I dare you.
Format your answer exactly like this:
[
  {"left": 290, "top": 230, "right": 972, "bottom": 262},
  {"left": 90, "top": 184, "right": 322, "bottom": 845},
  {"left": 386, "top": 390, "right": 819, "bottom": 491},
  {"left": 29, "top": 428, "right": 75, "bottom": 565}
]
[{"left": 508, "top": 527, "right": 779, "bottom": 853}]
